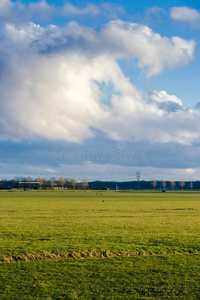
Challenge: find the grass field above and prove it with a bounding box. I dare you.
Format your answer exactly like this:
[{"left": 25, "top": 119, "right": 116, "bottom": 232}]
[{"left": 0, "top": 190, "right": 200, "bottom": 299}]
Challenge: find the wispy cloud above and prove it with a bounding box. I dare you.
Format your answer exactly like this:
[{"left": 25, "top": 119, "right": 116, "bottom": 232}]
[
  {"left": 61, "top": 2, "right": 124, "bottom": 18},
  {"left": 0, "top": 0, "right": 124, "bottom": 23},
  {"left": 144, "top": 6, "right": 167, "bottom": 25},
  {"left": 1, "top": 160, "right": 200, "bottom": 181}
]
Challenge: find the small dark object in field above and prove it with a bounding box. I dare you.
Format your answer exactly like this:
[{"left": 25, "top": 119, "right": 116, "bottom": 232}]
[
  {"left": 102, "top": 200, "right": 104, "bottom": 202},
  {"left": 162, "top": 190, "right": 166, "bottom": 192}
]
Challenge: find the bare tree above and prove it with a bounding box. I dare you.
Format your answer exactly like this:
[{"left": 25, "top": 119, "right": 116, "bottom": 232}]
[
  {"left": 81, "top": 176, "right": 89, "bottom": 190},
  {"left": 38, "top": 176, "right": 44, "bottom": 191},
  {"left": 50, "top": 177, "right": 56, "bottom": 190},
  {"left": 151, "top": 178, "right": 157, "bottom": 192},
  {"left": 179, "top": 178, "right": 185, "bottom": 191},
  {"left": 161, "top": 179, "right": 166, "bottom": 190},
  {"left": 170, "top": 179, "right": 176, "bottom": 192},
  {"left": 59, "top": 177, "right": 66, "bottom": 190},
  {"left": 70, "top": 178, "right": 77, "bottom": 190},
  {"left": 190, "top": 181, "right": 193, "bottom": 191}
]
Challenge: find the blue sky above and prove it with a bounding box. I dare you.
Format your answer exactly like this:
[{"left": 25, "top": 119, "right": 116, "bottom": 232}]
[{"left": 0, "top": 0, "right": 200, "bottom": 181}]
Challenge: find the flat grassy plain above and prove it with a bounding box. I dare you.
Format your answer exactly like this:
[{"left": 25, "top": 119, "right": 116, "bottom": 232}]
[{"left": 0, "top": 190, "right": 200, "bottom": 299}]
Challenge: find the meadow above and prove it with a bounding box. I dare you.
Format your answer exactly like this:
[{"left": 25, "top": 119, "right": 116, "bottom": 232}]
[{"left": 0, "top": 190, "right": 200, "bottom": 299}]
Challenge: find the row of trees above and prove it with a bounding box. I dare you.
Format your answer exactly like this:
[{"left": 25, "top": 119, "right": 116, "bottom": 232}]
[
  {"left": 0, "top": 177, "right": 197, "bottom": 191},
  {"left": 0, "top": 177, "right": 89, "bottom": 190},
  {"left": 151, "top": 178, "right": 192, "bottom": 191},
  {"left": 43, "top": 176, "right": 89, "bottom": 190}
]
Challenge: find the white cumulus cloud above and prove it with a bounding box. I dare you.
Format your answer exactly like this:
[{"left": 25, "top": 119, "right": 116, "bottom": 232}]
[
  {"left": 0, "top": 20, "right": 198, "bottom": 145},
  {"left": 100, "top": 20, "right": 196, "bottom": 76}
]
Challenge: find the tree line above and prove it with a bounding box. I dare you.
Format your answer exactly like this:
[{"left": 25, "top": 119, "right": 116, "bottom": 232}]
[
  {"left": 0, "top": 177, "right": 199, "bottom": 191},
  {"left": 151, "top": 178, "right": 191, "bottom": 191},
  {"left": 90, "top": 180, "right": 200, "bottom": 190},
  {"left": 0, "top": 177, "right": 89, "bottom": 190}
]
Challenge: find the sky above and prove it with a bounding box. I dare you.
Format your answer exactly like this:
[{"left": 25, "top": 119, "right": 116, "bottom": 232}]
[{"left": 0, "top": 0, "right": 200, "bottom": 182}]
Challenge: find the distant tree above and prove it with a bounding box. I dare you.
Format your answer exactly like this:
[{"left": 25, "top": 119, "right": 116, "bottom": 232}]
[
  {"left": 59, "top": 177, "right": 66, "bottom": 190},
  {"left": 14, "top": 177, "right": 20, "bottom": 188},
  {"left": 10, "top": 179, "right": 17, "bottom": 189},
  {"left": 179, "top": 178, "right": 185, "bottom": 191},
  {"left": 71, "top": 178, "right": 77, "bottom": 190},
  {"left": 151, "top": 178, "right": 157, "bottom": 192},
  {"left": 50, "top": 177, "right": 56, "bottom": 190},
  {"left": 38, "top": 177, "right": 44, "bottom": 190},
  {"left": 170, "top": 179, "right": 176, "bottom": 192},
  {"left": 190, "top": 181, "right": 193, "bottom": 191},
  {"left": 81, "top": 176, "right": 89, "bottom": 190},
  {"left": 161, "top": 179, "right": 166, "bottom": 190}
]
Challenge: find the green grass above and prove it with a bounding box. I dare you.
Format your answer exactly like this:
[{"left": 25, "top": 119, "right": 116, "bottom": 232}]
[
  {"left": 1, "top": 191, "right": 200, "bottom": 258},
  {"left": 0, "top": 190, "right": 200, "bottom": 299},
  {"left": 1, "top": 255, "right": 200, "bottom": 299}
]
